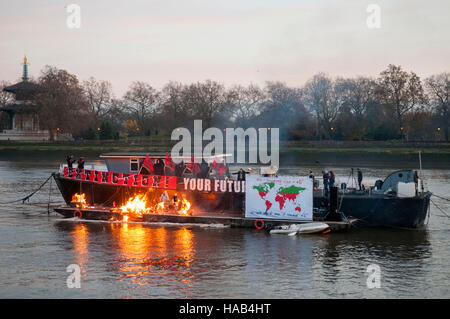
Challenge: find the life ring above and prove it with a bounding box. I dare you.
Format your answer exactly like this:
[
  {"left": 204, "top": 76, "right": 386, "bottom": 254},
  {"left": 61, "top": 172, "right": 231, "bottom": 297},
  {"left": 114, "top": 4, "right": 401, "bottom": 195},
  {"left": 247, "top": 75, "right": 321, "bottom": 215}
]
[
  {"left": 254, "top": 219, "right": 265, "bottom": 230},
  {"left": 74, "top": 210, "right": 82, "bottom": 219}
]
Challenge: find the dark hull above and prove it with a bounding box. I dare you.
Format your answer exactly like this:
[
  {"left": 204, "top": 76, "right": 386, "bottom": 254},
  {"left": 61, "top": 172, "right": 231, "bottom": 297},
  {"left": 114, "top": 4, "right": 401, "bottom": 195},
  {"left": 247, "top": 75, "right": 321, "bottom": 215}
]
[
  {"left": 313, "top": 194, "right": 430, "bottom": 229},
  {"left": 54, "top": 174, "right": 430, "bottom": 229}
]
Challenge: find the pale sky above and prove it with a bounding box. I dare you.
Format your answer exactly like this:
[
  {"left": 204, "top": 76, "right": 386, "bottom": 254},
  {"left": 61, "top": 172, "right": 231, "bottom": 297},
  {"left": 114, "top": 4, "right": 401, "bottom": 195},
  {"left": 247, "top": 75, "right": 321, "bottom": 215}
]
[{"left": 1, "top": 0, "right": 449, "bottom": 97}]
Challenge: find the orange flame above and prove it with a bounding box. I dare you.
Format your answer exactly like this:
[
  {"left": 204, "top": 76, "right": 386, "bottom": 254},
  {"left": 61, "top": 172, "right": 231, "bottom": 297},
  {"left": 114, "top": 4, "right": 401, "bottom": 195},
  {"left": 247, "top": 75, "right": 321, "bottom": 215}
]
[
  {"left": 72, "top": 193, "right": 88, "bottom": 209},
  {"left": 157, "top": 200, "right": 166, "bottom": 212},
  {"left": 117, "top": 193, "right": 192, "bottom": 219},
  {"left": 119, "top": 194, "right": 150, "bottom": 217},
  {"left": 178, "top": 198, "right": 191, "bottom": 216}
]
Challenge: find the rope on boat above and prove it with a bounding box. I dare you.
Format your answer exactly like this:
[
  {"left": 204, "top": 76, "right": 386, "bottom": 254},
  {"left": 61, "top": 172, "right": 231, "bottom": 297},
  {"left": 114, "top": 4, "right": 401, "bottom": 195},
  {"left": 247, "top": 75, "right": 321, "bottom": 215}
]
[
  {"left": 430, "top": 198, "right": 450, "bottom": 219},
  {"left": 432, "top": 194, "right": 450, "bottom": 202},
  {"left": 0, "top": 173, "right": 55, "bottom": 205}
]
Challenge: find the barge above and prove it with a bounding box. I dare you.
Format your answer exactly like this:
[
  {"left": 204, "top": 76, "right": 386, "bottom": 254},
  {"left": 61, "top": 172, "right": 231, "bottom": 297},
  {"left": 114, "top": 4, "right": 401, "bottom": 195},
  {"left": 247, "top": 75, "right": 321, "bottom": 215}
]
[{"left": 53, "top": 153, "right": 431, "bottom": 229}]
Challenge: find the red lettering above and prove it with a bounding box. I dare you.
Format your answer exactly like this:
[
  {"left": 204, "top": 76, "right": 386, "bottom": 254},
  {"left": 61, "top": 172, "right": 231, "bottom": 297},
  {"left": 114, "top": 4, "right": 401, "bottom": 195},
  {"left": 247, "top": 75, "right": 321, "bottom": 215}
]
[
  {"left": 159, "top": 176, "right": 166, "bottom": 189},
  {"left": 96, "top": 171, "right": 102, "bottom": 183},
  {"left": 127, "top": 175, "right": 135, "bottom": 186},
  {"left": 117, "top": 173, "right": 124, "bottom": 185},
  {"left": 147, "top": 175, "right": 153, "bottom": 187},
  {"left": 136, "top": 174, "right": 142, "bottom": 187}
]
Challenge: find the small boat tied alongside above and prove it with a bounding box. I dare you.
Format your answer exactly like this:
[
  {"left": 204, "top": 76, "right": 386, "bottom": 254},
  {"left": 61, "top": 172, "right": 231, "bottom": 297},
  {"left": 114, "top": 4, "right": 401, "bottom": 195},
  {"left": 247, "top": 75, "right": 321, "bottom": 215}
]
[
  {"left": 267, "top": 222, "right": 330, "bottom": 235},
  {"left": 51, "top": 152, "right": 431, "bottom": 231}
]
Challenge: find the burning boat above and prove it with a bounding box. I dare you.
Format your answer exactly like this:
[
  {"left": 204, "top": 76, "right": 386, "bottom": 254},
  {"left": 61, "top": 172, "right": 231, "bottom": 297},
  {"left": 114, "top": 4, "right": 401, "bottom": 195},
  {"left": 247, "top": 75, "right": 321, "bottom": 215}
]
[{"left": 53, "top": 153, "right": 431, "bottom": 229}]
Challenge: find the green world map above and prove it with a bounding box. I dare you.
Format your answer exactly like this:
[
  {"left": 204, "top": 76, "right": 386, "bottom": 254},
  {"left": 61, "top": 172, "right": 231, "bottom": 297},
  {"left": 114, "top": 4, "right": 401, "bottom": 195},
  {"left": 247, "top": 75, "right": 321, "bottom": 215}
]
[{"left": 252, "top": 182, "right": 306, "bottom": 213}]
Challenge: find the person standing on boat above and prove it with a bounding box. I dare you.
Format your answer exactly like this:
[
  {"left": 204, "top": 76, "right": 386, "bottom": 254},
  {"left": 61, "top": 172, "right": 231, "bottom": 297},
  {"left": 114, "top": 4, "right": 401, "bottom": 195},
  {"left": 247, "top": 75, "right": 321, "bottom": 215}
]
[
  {"left": 160, "top": 191, "right": 169, "bottom": 202},
  {"left": 309, "top": 171, "right": 318, "bottom": 190},
  {"left": 175, "top": 161, "right": 185, "bottom": 177},
  {"left": 172, "top": 193, "right": 178, "bottom": 204},
  {"left": 323, "top": 170, "right": 329, "bottom": 197},
  {"left": 233, "top": 168, "right": 249, "bottom": 181},
  {"left": 329, "top": 171, "right": 335, "bottom": 188},
  {"left": 66, "top": 155, "right": 74, "bottom": 168},
  {"left": 357, "top": 168, "right": 363, "bottom": 190},
  {"left": 200, "top": 159, "right": 209, "bottom": 178},
  {"left": 77, "top": 157, "right": 85, "bottom": 170},
  {"left": 154, "top": 159, "right": 165, "bottom": 176}
]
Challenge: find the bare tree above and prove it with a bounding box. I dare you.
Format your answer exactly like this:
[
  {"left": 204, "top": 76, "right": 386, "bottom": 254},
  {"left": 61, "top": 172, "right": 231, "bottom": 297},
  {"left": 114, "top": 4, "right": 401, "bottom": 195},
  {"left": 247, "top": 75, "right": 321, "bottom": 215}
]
[
  {"left": 159, "top": 81, "right": 188, "bottom": 131},
  {"left": 123, "top": 81, "right": 159, "bottom": 134},
  {"left": 228, "top": 84, "right": 265, "bottom": 127},
  {"left": 334, "top": 76, "right": 377, "bottom": 139},
  {"left": 182, "top": 80, "right": 227, "bottom": 128},
  {"left": 425, "top": 72, "right": 449, "bottom": 141},
  {"left": 0, "top": 81, "right": 15, "bottom": 107},
  {"left": 255, "top": 82, "right": 312, "bottom": 139},
  {"left": 0, "top": 81, "right": 15, "bottom": 130},
  {"left": 377, "top": 65, "right": 426, "bottom": 137},
  {"left": 100, "top": 98, "right": 127, "bottom": 134},
  {"left": 82, "top": 77, "right": 113, "bottom": 124},
  {"left": 35, "top": 66, "right": 93, "bottom": 138},
  {"left": 303, "top": 73, "right": 342, "bottom": 138}
]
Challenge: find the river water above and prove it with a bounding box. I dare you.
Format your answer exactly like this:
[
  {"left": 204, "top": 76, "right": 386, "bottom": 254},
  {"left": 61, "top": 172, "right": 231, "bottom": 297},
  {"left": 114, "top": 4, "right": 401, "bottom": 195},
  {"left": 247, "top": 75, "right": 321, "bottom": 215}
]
[{"left": 0, "top": 156, "right": 448, "bottom": 298}]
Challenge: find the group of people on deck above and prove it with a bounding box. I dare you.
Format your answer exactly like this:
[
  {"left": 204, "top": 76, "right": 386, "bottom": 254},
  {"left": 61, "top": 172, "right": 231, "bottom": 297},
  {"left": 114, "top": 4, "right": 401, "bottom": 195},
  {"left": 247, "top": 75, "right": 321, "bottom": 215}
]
[
  {"left": 66, "top": 155, "right": 84, "bottom": 170},
  {"left": 309, "top": 168, "right": 364, "bottom": 197},
  {"left": 141, "top": 158, "right": 228, "bottom": 179},
  {"left": 66, "top": 154, "right": 252, "bottom": 181}
]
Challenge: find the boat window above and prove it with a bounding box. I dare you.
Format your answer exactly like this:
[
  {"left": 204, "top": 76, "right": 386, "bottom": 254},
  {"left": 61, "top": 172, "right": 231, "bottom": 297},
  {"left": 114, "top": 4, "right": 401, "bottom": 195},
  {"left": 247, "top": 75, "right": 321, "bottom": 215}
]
[{"left": 130, "top": 158, "right": 139, "bottom": 172}]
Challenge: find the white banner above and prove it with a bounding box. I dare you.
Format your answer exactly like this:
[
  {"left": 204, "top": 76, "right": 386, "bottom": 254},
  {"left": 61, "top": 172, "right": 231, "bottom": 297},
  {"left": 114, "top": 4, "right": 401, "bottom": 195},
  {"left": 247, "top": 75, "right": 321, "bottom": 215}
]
[{"left": 245, "top": 176, "right": 313, "bottom": 221}]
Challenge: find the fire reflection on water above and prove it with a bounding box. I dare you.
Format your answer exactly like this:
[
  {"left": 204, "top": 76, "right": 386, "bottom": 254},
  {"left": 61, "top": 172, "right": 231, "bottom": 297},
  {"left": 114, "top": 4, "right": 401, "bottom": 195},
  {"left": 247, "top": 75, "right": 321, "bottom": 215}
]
[
  {"left": 110, "top": 223, "right": 195, "bottom": 288},
  {"left": 71, "top": 224, "right": 89, "bottom": 269}
]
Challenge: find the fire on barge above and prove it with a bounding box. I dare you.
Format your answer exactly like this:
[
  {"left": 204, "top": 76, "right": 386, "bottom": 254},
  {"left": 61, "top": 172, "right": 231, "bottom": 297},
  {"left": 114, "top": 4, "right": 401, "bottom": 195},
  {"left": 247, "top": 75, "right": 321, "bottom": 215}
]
[{"left": 52, "top": 153, "right": 431, "bottom": 230}]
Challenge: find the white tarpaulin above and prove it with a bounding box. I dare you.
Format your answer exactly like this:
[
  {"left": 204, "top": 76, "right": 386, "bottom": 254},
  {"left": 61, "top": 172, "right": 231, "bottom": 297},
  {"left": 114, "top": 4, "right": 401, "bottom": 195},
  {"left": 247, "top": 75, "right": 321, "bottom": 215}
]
[{"left": 245, "top": 175, "right": 313, "bottom": 220}]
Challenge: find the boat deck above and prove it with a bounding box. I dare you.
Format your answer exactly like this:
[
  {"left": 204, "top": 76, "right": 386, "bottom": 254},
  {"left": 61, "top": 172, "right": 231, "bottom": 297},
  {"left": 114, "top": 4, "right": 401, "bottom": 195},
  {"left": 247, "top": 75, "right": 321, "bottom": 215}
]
[{"left": 53, "top": 206, "right": 356, "bottom": 232}]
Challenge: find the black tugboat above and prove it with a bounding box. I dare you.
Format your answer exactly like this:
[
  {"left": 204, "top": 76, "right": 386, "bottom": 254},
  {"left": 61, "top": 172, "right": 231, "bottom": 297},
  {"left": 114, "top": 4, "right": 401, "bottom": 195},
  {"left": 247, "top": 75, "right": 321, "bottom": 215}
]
[
  {"left": 53, "top": 153, "right": 431, "bottom": 229},
  {"left": 312, "top": 170, "right": 431, "bottom": 228}
]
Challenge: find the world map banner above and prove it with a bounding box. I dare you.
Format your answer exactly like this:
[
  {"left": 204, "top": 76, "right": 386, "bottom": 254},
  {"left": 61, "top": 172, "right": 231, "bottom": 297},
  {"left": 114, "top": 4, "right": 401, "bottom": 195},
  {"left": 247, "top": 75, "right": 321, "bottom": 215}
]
[{"left": 245, "top": 176, "right": 313, "bottom": 221}]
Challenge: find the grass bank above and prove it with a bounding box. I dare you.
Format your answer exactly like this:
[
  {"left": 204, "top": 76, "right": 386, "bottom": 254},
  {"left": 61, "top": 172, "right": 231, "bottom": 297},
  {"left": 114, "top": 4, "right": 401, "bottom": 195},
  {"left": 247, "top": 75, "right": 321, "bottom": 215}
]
[{"left": 0, "top": 140, "right": 448, "bottom": 153}]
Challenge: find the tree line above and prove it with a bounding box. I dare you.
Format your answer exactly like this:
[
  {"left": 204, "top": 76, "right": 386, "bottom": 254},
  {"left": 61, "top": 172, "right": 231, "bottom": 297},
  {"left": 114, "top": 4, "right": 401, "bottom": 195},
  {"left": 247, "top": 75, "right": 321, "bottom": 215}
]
[{"left": 1, "top": 64, "right": 448, "bottom": 142}]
